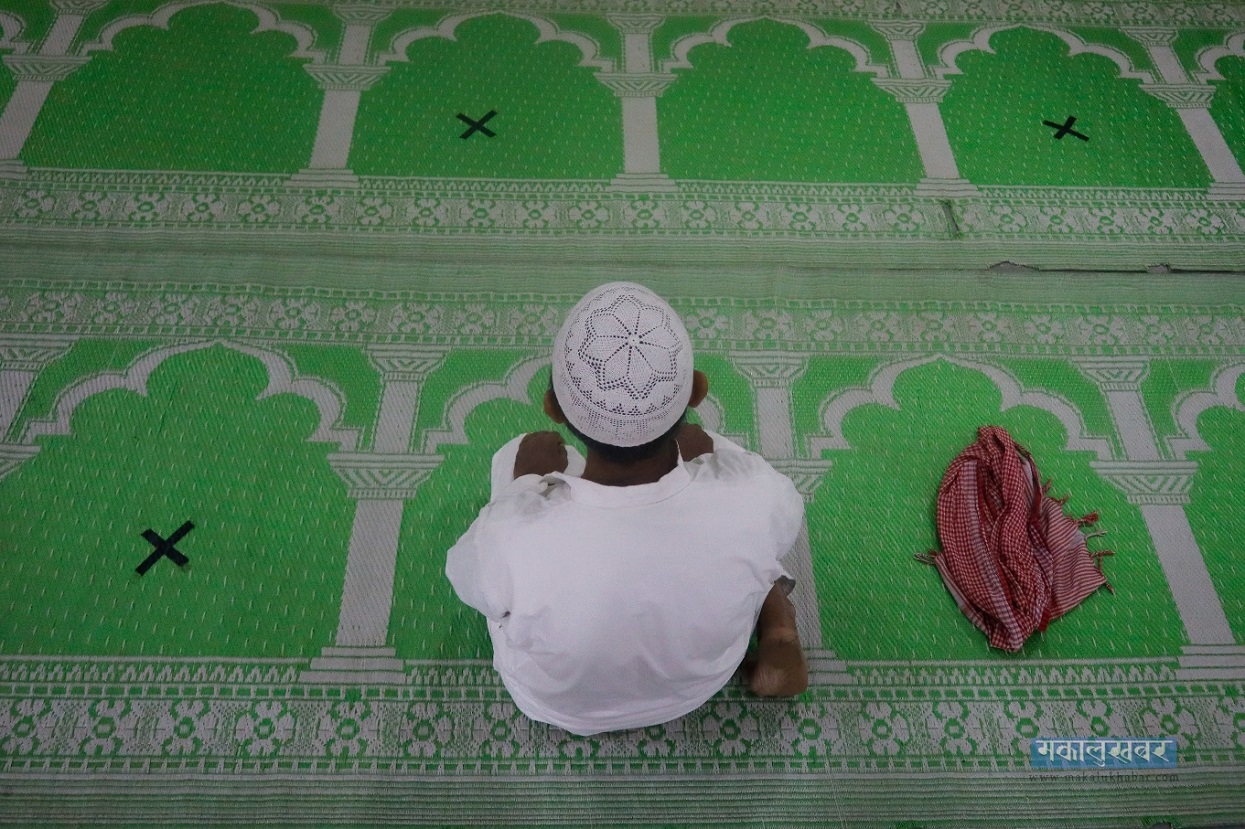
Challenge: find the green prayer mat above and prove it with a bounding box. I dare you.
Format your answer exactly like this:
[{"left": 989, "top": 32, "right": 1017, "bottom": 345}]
[{"left": 1, "top": 1, "right": 1245, "bottom": 826}]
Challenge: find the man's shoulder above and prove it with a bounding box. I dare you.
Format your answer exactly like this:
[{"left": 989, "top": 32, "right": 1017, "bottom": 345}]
[
  {"left": 478, "top": 476, "right": 572, "bottom": 522},
  {"left": 693, "top": 443, "right": 785, "bottom": 482},
  {"left": 689, "top": 441, "right": 803, "bottom": 513}
]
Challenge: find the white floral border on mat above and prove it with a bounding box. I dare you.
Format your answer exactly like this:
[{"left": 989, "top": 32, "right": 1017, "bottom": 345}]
[
  {"left": 5, "top": 180, "right": 1244, "bottom": 244},
  {"left": 1, "top": 679, "right": 1240, "bottom": 772},
  {"left": 1, "top": 284, "right": 1242, "bottom": 354}
]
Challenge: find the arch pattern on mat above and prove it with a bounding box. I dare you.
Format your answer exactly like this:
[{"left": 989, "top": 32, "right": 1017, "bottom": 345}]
[
  {"left": 421, "top": 353, "right": 549, "bottom": 454},
  {"left": 377, "top": 12, "right": 614, "bottom": 72},
  {"left": 660, "top": 16, "right": 889, "bottom": 78},
  {"left": 694, "top": 391, "right": 752, "bottom": 451},
  {"left": 805, "top": 354, "right": 1114, "bottom": 460},
  {"left": 1167, "top": 361, "right": 1245, "bottom": 460},
  {"left": 1195, "top": 32, "right": 1245, "bottom": 84},
  {"left": 0, "top": 11, "right": 29, "bottom": 53},
  {"left": 80, "top": 0, "right": 326, "bottom": 63},
  {"left": 933, "top": 23, "right": 1155, "bottom": 83},
  {"left": 418, "top": 356, "right": 754, "bottom": 456},
  {"left": 19, "top": 339, "right": 359, "bottom": 451}
]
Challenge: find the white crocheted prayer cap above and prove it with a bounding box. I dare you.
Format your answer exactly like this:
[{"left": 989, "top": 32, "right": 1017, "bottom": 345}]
[{"left": 552, "top": 282, "right": 693, "bottom": 447}]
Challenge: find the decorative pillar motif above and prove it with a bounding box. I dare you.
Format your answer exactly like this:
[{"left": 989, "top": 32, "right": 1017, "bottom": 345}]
[
  {"left": 1078, "top": 357, "right": 1244, "bottom": 678},
  {"left": 1123, "top": 28, "right": 1187, "bottom": 84},
  {"left": 334, "top": 4, "right": 391, "bottom": 65},
  {"left": 41, "top": 0, "right": 108, "bottom": 55},
  {"left": 1077, "top": 359, "right": 1160, "bottom": 461},
  {"left": 769, "top": 458, "right": 834, "bottom": 653},
  {"left": 0, "top": 0, "right": 104, "bottom": 178},
  {"left": 731, "top": 351, "right": 849, "bottom": 679},
  {"left": 288, "top": 65, "right": 389, "bottom": 189},
  {"left": 322, "top": 452, "right": 443, "bottom": 646},
  {"left": 602, "top": 15, "right": 677, "bottom": 192},
  {"left": 1090, "top": 461, "right": 1198, "bottom": 505},
  {"left": 288, "top": 5, "right": 392, "bottom": 189},
  {"left": 1091, "top": 462, "right": 1240, "bottom": 654},
  {"left": 0, "top": 56, "right": 90, "bottom": 177},
  {"left": 0, "top": 335, "right": 76, "bottom": 459},
  {"left": 731, "top": 352, "right": 808, "bottom": 459},
  {"left": 300, "top": 453, "right": 442, "bottom": 684},
  {"left": 609, "top": 14, "right": 663, "bottom": 74},
  {"left": 871, "top": 20, "right": 976, "bottom": 198},
  {"left": 1126, "top": 28, "right": 1245, "bottom": 201},
  {"left": 871, "top": 20, "right": 926, "bottom": 77},
  {"left": 0, "top": 335, "right": 77, "bottom": 480},
  {"left": 0, "top": 443, "right": 39, "bottom": 481},
  {"left": 367, "top": 345, "right": 448, "bottom": 453},
  {"left": 302, "top": 347, "right": 447, "bottom": 684},
  {"left": 1139, "top": 84, "right": 1245, "bottom": 200}
]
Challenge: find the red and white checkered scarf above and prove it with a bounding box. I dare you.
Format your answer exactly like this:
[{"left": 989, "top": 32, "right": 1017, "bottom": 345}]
[{"left": 924, "top": 426, "right": 1111, "bottom": 652}]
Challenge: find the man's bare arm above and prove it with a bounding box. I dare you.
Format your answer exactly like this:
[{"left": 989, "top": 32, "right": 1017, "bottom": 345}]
[
  {"left": 513, "top": 431, "right": 569, "bottom": 478},
  {"left": 676, "top": 423, "right": 714, "bottom": 461}
]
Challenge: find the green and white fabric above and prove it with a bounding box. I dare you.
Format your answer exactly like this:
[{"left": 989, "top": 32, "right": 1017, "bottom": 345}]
[{"left": 1, "top": 1, "right": 1244, "bottom": 825}]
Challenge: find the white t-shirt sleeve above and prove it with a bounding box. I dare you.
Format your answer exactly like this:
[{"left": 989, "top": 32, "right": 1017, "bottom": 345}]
[
  {"left": 771, "top": 472, "right": 804, "bottom": 560},
  {"left": 446, "top": 510, "right": 510, "bottom": 622},
  {"left": 702, "top": 429, "right": 805, "bottom": 561},
  {"left": 453, "top": 433, "right": 586, "bottom": 623},
  {"left": 490, "top": 434, "right": 587, "bottom": 501}
]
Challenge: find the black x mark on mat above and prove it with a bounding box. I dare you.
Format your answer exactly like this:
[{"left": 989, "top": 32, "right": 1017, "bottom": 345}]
[
  {"left": 1043, "top": 116, "right": 1089, "bottom": 141},
  {"left": 136, "top": 521, "right": 193, "bottom": 575},
  {"left": 457, "top": 110, "right": 497, "bottom": 139}
]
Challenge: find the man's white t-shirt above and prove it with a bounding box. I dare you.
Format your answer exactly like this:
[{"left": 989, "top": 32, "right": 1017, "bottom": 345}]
[{"left": 445, "top": 431, "right": 804, "bottom": 736}]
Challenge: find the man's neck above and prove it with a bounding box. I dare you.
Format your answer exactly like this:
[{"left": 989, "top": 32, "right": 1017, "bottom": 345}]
[{"left": 580, "top": 440, "right": 679, "bottom": 487}]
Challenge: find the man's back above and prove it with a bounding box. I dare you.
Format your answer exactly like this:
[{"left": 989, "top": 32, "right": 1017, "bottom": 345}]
[
  {"left": 448, "top": 281, "right": 809, "bottom": 735},
  {"left": 447, "top": 434, "right": 803, "bottom": 735}
]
